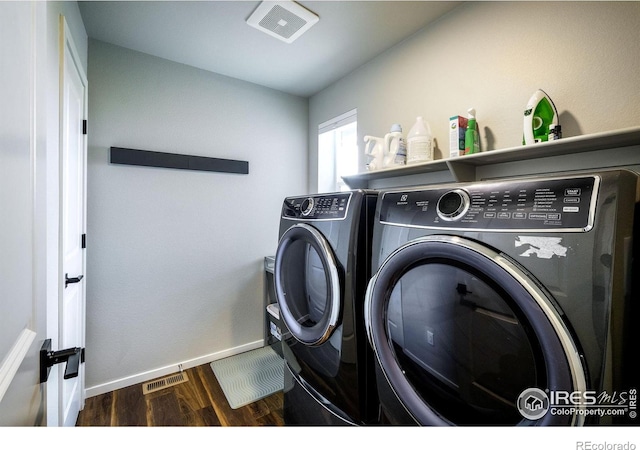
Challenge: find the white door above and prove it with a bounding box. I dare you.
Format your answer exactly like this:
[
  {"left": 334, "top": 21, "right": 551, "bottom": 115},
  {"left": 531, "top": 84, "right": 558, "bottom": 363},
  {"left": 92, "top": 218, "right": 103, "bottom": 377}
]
[
  {"left": 0, "top": 1, "right": 47, "bottom": 426},
  {"left": 57, "top": 15, "right": 88, "bottom": 427}
]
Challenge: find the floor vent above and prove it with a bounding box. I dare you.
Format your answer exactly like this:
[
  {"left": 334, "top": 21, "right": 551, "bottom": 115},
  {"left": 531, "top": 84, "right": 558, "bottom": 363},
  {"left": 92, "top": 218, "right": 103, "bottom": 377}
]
[{"left": 142, "top": 372, "right": 189, "bottom": 395}]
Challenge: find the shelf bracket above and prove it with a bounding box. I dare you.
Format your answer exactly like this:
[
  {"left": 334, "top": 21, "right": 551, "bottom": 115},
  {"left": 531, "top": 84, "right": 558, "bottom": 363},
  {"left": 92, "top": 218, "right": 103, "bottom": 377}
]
[{"left": 446, "top": 160, "right": 477, "bottom": 182}]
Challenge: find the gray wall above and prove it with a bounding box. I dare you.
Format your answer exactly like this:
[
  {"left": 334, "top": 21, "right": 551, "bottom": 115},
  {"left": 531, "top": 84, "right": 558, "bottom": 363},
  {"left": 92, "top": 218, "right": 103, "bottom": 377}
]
[
  {"left": 309, "top": 1, "right": 640, "bottom": 191},
  {"left": 86, "top": 40, "right": 307, "bottom": 394}
]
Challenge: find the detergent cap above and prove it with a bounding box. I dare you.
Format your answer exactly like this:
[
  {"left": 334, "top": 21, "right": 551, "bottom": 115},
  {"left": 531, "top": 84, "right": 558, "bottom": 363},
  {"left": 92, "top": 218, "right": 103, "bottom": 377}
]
[
  {"left": 467, "top": 108, "right": 476, "bottom": 119},
  {"left": 390, "top": 123, "right": 402, "bottom": 133}
]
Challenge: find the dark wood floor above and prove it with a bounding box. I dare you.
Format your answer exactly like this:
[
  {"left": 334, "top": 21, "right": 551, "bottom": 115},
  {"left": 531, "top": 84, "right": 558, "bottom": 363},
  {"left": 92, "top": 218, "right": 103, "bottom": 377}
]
[{"left": 76, "top": 363, "right": 283, "bottom": 426}]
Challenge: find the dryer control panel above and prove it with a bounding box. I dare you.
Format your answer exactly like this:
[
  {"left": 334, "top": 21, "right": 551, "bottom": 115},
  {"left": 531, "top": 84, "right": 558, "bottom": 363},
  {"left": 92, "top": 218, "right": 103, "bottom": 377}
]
[
  {"left": 380, "top": 176, "right": 598, "bottom": 232},
  {"left": 282, "top": 193, "right": 352, "bottom": 220}
]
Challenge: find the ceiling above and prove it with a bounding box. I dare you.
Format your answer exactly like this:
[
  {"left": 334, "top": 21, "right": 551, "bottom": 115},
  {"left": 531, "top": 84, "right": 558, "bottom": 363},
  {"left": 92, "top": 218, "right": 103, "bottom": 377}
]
[{"left": 78, "top": 1, "right": 463, "bottom": 97}]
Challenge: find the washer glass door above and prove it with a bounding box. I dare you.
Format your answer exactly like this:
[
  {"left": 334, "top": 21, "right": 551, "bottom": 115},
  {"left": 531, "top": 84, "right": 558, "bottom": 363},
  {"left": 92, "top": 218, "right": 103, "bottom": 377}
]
[
  {"left": 366, "top": 236, "right": 586, "bottom": 426},
  {"left": 275, "top": 223, "right": 341, "bottom": 347}
]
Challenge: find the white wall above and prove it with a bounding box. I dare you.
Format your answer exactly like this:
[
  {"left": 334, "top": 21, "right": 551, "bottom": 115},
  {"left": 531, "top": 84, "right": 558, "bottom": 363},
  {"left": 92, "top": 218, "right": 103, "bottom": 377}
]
[
  {"left": 308, "top": 1, "right": 640, "bottom": 191},
  {"left": 85, "top": 40, "right": 307, "bottom": 394}
]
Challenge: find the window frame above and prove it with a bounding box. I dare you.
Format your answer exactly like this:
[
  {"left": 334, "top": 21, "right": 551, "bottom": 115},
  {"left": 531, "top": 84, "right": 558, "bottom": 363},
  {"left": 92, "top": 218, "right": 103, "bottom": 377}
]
[{"left": 317, "top": 109, "right": 357, "bottom": 192}]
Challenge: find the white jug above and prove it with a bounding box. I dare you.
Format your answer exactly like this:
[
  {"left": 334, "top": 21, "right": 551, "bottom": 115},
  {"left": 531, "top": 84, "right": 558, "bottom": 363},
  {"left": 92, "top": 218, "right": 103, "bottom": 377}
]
[
  {"left": 364, "top": 135, "right": 386, "bottom": 171},
  {"left": 406, "top": 116, "right": 433, "bottom": 164}
]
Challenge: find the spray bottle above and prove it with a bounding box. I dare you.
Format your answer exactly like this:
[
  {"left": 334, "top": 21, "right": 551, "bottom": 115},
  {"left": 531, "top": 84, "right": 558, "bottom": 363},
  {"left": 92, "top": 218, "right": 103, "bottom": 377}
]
[
  {"left": 363, "top": 135, "right": 386, "bottom": 171},
  {"left": 464, "top": 108, "right": 479, "bottom": 155}
]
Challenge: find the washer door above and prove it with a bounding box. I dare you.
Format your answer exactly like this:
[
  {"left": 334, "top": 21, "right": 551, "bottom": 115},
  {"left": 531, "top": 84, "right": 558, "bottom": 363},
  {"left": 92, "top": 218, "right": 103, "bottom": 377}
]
[
  {"left": 275, "top": 223, "right": 341, "bottom": 346},
  {"left": 365, "top": 235, "right": 587, "bottom": 426}
]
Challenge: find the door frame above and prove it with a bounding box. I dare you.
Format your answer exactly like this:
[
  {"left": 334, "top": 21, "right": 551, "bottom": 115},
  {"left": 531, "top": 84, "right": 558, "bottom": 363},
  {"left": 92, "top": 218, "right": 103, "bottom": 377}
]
[{"left": 47, "top": 14, "right": 88, "bottom": 427}]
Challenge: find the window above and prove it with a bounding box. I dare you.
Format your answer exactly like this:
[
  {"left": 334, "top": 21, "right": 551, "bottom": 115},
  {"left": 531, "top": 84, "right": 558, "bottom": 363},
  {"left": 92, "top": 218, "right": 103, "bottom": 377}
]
[{"left": 318, "top": 109, "right": 357, "bottom": 192}]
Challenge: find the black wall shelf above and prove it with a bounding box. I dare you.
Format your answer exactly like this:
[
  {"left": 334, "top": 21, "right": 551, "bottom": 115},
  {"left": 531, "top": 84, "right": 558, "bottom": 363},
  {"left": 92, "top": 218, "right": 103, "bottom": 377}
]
[{"left": 110, "top": 147, "right": 249, "bottom": 175}]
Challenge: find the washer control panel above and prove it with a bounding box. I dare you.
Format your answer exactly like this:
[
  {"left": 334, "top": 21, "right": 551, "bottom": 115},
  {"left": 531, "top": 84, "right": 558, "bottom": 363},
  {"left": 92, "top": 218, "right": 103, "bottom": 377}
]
[
  {"left": 380, "top": 176, "right": 598, "bottom": 231},
  {"left": 283, "top": 193, "right": 351, "bottom": 220}
]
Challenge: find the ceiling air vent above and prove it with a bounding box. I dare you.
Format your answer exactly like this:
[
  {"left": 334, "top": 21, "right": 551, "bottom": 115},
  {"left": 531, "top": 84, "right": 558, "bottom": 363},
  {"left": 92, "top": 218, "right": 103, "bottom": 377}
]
[{"left": 247, "top": 1, "right": 319, "bottom": 44}]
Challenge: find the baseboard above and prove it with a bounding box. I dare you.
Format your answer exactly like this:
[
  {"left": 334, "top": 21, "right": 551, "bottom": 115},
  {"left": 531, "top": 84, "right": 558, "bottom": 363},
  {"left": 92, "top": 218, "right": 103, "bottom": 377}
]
[{"left": 84, "top": 339, "right": 264, "bottom": 398}]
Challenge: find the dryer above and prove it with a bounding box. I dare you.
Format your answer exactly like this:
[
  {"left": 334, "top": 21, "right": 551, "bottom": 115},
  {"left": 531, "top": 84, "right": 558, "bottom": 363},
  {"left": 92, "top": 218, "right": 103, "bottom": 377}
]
[
  {"left": 365, "top": 170, "right": 639, "bottom": 426},
  {"left": 275, "top": 190, "right": 379, "bottom": 425}
]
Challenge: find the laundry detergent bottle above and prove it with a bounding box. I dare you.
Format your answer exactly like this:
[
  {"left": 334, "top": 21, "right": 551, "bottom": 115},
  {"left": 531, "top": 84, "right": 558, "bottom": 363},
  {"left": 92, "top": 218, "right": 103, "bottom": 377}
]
[
  {"left": 406, "top": 116, "right": 433, "bottom": 164},
  {"left": 384, "top": 124, "right": 407, "bottom": 168}
]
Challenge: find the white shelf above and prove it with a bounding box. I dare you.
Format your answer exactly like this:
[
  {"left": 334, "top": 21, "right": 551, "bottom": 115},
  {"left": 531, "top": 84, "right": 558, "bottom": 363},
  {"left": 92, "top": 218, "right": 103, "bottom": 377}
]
[{"left": 342, "top": 126, "right": 640, "bottom": 189}]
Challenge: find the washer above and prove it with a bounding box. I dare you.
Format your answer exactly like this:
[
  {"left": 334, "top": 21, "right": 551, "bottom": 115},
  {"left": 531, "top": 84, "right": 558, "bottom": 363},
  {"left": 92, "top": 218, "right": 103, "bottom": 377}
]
[
  {"left": 275, "top": 189, "right": 379, "bottom": 425},
  {"left": 365, "top": 170, "right": 639, "bottom": 426}
]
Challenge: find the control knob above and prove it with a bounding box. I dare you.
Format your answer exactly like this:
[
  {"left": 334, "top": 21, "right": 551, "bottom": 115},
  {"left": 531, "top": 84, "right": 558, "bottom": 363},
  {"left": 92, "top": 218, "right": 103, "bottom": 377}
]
[
  {"left": 436, "top": 189, "right": 470, "bottom": 221},
  {"left": 300, "top": 197, "right": 315, "bottom": 216}
]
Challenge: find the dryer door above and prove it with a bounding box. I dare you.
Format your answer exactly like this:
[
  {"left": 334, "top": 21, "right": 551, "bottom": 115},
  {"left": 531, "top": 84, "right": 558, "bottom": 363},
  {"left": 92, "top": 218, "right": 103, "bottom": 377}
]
[
  {"left": 275, "top": 223, "right": 341, "bottom": 346},
  {"left": 365, "top": 235, "right": 587, "bottom": 426}
]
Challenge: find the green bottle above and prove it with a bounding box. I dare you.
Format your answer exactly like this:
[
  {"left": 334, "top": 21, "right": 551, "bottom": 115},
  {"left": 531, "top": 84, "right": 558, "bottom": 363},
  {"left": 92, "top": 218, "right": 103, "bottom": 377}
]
[{"left": 464, "top": 108, "right": 479, "bottom": 155}]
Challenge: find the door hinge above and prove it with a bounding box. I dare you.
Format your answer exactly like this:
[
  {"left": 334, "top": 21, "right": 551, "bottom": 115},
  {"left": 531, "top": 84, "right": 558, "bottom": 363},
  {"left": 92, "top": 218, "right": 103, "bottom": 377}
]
[
  {"left": 82, "top": 120, "right": 88, "bottom": 135},
  {"left": 81, "top": 233, "right": 86, "bottom": 249}
]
